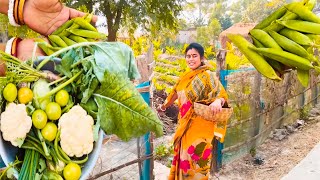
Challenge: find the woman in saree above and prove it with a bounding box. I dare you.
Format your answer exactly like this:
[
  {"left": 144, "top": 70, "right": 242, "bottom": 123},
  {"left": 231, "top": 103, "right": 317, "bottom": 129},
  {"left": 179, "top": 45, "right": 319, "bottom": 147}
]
[{"left": 158, "top": 43, "right": 228, "bottom": 179}]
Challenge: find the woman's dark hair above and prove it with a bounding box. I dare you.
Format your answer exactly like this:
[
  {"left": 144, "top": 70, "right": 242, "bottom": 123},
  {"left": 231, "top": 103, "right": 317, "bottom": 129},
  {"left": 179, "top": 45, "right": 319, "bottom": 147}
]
[{"left": 185, "top": 43, "right": 204, "bottom": 58}]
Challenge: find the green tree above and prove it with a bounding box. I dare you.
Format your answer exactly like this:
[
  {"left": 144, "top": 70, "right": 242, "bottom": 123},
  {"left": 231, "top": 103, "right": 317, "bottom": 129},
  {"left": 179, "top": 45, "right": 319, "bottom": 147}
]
[
  {"left": 196, "top": 18, "right": 221, "bottom": 46},
  {"left": 209, "top": 0, "right": 232, "bottom": 30},
  {"left": 66, "top": 0, "right": 184, "bottom": 42},
  {"left": 241, "top": 0, "right": 285, "bottom": 23},
  {"left": 183, "top": 0, "right": 216, "bottom": 27}
]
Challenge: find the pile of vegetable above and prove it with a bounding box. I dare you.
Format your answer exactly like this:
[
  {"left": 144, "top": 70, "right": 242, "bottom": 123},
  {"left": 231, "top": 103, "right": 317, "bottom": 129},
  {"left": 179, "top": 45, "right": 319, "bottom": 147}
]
[
  {"left": 0, "top": 40, "right": 163, "bottom": 179},
  {"left": 227, "top": 0, "right": 320, "bottom": 87}
]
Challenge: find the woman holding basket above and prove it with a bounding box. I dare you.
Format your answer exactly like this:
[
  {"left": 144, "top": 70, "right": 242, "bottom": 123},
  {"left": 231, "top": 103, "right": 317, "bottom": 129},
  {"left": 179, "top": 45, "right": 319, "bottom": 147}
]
[{"left": 158, "top": 43, "right": 228, "bottom": 179}]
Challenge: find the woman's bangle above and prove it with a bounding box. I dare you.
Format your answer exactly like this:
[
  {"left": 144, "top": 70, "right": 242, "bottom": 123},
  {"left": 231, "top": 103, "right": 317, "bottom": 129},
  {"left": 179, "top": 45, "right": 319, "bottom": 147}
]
[
  {"left": 8, "top": 0, "right": 20, "bottom": 26},
  {"left": 5, "top": 37, "right": 21, "bottom": 57},
  {"left": 8, "top": 0, "right": 25, "bottom": 26},
  {"left": 17, "top": 0, "right": 26, "bottom": 25}
]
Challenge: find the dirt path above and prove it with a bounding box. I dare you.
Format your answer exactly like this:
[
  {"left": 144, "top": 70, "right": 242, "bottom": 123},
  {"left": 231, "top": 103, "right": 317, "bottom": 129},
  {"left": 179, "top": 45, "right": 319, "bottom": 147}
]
[{"left": 215, "top": 118, "right": 320, "bottom": 180}]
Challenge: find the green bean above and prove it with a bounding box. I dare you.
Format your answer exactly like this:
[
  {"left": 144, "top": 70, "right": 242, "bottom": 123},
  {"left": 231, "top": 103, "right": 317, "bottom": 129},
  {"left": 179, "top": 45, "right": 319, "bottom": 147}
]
[
  {"left": 67, "top": 29, "right": 107, "bottom": 39},
  {"left": 84, "top": 13, "right": 93, "bottom": 23},
  {"left": 37, "top": 42, "right": 55, "bottom": 55},
  {"left": 276, "top": 20, "right": 320, "bottom": 34},
  {"left": 285, "top": 2, "right": 320, "bottom": 23},
  {"left": 268, "top": 30, "right": 310, "bottom": 59},
  {"left": 251, "top": 36, "right": 284, "bottom": 73},
  {"left": 61, "top": 36, "right": 77, "bottom": 46},
  {"left": 48, "top": 35, "right": 68, "bottom": 48},
  {"left": 74, "top": 17, "right": 97, "bottom": 32},
  {"left": 249, "top": 47, "right": 313, "bottom": 70},
  {"left": 279, "top": 28, "right": 313, "bottom": 46},
  {"left": 58, "top": 19, "right": 81, "bottom": 37},
  {"left": 304, "top": 0, "right": 316, "bottom": 10},
  {"left": 227, "top": 34, "right": 281, "bottom": 81},
  {"left": 68, "top": 34, "right": 88, "bottom": 43},
  {"left": 249, "top": 29, "right": 282, "bottom": 49},
  {"left": 52, "top": 19, "right": 74, "bottom": 35},
  {"left": 254, "top": 6, "right": 286, "bottom": 29},
  {"left": 263, "top": 1, "right": 314, "bottom": 32}
]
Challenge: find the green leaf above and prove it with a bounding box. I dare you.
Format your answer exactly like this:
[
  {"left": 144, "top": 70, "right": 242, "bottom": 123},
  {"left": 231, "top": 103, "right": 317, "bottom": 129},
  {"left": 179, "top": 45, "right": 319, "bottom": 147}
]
[
  {"left": 92, "top": 42, "right": 141, "bottom": 81},
  {"left": 94, "top": 72, "right": 163, "bottom": 141},
  {"left": 55, "top": 50, "right": 74, "bottom": 78},
  {"left": 194, "top": 142, "right": 206, "bottom": 156}
]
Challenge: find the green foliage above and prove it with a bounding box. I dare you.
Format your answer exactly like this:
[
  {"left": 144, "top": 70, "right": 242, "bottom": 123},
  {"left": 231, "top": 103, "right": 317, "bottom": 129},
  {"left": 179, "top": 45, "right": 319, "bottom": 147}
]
[
  {"left": 66, "top": 0, "right": 183, "bottom": 41},
  {"left": 0, "top": 15, "right": 40, "bottom": 39},
  {"left": 153, "top": 49, "right": 163, "bottom": 61},
  {"left": 131, "top": 37, "right": 149, "bottom": 56},
  {"left": 153, "top": 40, "right": 162, "bottom": 50},
  {"left": 158, "top": 75, "right": 177, "bottom": 85},
  {"left": 196, "top": 18, "right": 222, "bottom": 46},
  {"left": 165, "top": 46, "right": 177, "bottom": 55},
  {"left": 181, "top": 44, "right": 189, "bottom": 55},
  {"left": 225, "top": 41, "right": 250, "bottom": 70},
  {"left": 155, "top": 143, "right": 173, "bottom": 159},
  {"left": 204, "top": 46, "right": 216, "bottom": 60}
]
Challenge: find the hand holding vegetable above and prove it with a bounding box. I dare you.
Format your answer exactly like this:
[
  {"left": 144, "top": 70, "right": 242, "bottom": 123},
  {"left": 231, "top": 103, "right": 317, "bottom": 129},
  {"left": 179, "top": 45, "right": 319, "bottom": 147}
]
[{"left": 23, "top": 0, "right": 97, "bottom": 35}]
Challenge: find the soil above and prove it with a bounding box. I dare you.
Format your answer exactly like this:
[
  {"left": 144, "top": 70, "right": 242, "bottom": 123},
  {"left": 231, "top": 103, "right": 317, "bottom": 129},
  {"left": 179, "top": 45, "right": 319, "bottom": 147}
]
[{"left": 214, "top": 118, "right": 320, "bottom": 180}]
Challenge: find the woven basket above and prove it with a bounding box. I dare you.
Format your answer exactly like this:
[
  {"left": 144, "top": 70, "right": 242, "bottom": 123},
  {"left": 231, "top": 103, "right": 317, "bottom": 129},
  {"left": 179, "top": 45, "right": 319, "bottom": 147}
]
[{"left": 194, "top": 102, "right": 233, "bottom": 122}]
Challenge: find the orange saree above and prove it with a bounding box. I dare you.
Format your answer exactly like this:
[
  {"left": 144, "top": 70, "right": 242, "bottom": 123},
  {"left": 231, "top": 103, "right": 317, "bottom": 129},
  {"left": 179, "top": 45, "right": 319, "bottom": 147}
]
[{"left": 164, "top": 66, "right": 228, "bottom": 180}]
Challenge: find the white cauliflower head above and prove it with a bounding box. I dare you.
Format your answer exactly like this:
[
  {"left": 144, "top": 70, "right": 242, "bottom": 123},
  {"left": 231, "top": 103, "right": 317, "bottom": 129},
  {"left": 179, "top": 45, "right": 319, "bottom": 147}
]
[
  {"left": 0, "top": 103, "right": 32, "bottom": 147},
  {"left": 58, "top": 105, "right": 94, "bottom": 157}
]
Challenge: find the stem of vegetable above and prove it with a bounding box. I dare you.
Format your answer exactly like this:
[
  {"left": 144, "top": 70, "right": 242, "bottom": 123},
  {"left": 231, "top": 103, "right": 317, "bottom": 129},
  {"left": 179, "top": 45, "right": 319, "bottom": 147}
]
[
  {"left": 70, "top": 55, "right": 94, "bottom": 68},
  {"left": 71, "top": 155, "right": 88, "bottom": 164},
  {"left": 58, "top": 146, "right": 71, "bottom": 161},
  {"left": 0, "top": 160, "right": 22, "bottom": 179},
  {"left": 36, "top": 42, "right": 99, "bottom": 70},
  {"left": 48, "top": 76, "right": 67, "bottom": 86},
  {"left": 54, "top": 130, "right": 70, "bottom": 164},
  {"left": 38, "top": 70, "right": 83, "bottom": 101},
  {"left": 36, "top": 129, "right": 50, "bottom": 157}
]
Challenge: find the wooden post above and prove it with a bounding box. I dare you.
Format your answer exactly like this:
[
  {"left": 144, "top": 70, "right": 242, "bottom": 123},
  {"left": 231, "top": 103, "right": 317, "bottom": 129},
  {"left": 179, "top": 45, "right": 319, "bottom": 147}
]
[
  {"left": 252, "top": 72, "right": 262, "bottom": 146},
  {"left": 210, "top": 49, "right": 227, "bottom": 176},
  {"left": 216, "top": 49, "right": 227, "bottom": 80}
]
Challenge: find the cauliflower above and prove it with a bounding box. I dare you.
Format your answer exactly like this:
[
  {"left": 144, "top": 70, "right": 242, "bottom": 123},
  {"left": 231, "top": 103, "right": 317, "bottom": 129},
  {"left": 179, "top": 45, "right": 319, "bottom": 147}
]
[
  {"left": 0, "top": 103, "right": 32, "bottom": 147},
  {"left": 58, "top": 105, "right": 94, "bottom": 157}
]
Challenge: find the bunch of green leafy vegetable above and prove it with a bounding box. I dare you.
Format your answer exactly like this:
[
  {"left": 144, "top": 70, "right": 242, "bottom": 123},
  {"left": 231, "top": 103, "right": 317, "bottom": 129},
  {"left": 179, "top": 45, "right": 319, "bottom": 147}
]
[{"left": 37, "top": 41, "right": 163, "bottom": 141}]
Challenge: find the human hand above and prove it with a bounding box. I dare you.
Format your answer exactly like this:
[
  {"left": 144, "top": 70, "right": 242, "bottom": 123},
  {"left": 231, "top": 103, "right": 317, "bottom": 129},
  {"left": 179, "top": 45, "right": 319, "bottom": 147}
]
[
  {"left": 17, "top": 38, "right": 47, "bottom": 61},
  {"left": 23, "top": 0, "right": 97, "bottom": 35},
  {"left": 209, "top": 99, "right": 222, "bottom": 115}
]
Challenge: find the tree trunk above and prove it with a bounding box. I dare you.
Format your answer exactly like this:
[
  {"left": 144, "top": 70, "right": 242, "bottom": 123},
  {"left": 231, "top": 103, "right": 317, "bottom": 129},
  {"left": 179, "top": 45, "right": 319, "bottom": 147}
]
[{"left": 107, "top": 29, "right": 117, "bottom": 42}]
